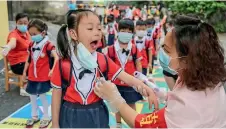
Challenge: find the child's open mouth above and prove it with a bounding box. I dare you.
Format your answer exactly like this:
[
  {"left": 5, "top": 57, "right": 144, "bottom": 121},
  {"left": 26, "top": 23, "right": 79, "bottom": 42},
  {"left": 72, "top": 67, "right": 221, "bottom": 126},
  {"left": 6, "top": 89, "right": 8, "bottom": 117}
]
[{"left": 90, "top": 40, "right": 98, "bottom": 50}]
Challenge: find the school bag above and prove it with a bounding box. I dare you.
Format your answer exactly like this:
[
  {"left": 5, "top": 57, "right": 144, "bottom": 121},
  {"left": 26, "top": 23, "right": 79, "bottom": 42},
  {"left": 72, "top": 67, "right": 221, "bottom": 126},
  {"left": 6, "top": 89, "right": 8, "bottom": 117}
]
[
  {"left": 107, "top": 45, "right": 137, "bottom": 67},
  {"left": 28, "top": 42, "right": 54, "bottom": 69}
]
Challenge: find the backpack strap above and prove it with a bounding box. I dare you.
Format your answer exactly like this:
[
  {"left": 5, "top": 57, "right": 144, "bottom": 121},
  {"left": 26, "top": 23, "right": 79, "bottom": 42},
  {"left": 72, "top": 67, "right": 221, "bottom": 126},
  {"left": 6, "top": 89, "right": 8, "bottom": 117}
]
[
  {"left": 131, "top": 45, "right": 138, "bottom": 67},
  {"left": 45, "top": 42, "right": 55, "bottom": 69},
  {"left": 107, "top": 46, "right": 116, "bottom": 61},
  {"left": 59, "top": 59, "right": 73, "bottom": 103},
  {"left": 97, "top": 54, "right": 109, "bottom": 80}
]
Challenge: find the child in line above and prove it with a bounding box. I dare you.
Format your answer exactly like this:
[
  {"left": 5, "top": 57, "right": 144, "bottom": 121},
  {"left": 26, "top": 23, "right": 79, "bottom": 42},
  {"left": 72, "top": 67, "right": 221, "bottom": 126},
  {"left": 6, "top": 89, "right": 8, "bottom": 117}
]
[
  {"left": 145, "top": 18, "right": 158, "bottom": 73},
  {"left": 133, "top": 20, "right": 154, "bottom": 75},
  {"left": 106, "top": 14, "right": 117, "bottom": 46},
  {"left": 51, "top": 10, "right": 158, "bottom": 128},
  {"left": 22, "top": 19, "right": 58, "bottom": 128},
  {"left": 94, "top": 15, "right": 226, "bottom": 128},
  {"left": 107, "top": 18, "right": 143, "bottom": 128}
]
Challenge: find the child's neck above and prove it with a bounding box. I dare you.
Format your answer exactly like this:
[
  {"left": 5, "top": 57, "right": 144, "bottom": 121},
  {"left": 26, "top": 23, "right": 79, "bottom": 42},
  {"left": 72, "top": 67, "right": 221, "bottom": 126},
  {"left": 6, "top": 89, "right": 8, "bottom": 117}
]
[
  {"left": 119, "top": 41, "right": 129, "bottom": 49},
  {"left": 138, "top": 36, "right": 143, "bottom": 40}
]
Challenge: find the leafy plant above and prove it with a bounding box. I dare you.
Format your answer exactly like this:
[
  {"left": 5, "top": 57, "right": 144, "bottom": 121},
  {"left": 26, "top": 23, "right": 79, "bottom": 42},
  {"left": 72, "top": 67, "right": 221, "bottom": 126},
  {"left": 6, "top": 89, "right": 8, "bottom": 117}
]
[{"left": 165, "top": 1, "right": 226, "bottom": 33}]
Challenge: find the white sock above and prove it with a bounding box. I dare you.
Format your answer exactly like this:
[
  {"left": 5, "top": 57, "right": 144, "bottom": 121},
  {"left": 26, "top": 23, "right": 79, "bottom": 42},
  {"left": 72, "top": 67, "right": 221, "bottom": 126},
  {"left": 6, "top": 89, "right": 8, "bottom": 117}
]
[
  {"left": 29, "top": 95, "right": 38, "bottom": 118},
  {"left": 39, "top": 93, "right": 49, "bottom": 119}
]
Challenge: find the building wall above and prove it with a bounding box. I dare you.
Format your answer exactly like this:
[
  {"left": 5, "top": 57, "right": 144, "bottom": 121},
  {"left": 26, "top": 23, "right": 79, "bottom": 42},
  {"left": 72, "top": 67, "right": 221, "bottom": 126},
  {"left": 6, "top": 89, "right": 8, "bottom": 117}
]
[{"left": 0, "top": 1, "right": 9, "bottom": 59}]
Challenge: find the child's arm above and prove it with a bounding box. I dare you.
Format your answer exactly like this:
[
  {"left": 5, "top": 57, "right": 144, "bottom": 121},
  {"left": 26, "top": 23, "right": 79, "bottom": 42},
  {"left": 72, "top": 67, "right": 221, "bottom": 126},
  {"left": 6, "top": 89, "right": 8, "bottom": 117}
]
[
  {"left": 51, "top": 88, "right": 62, "bottom": 128},
  {"left": 94, "top": 80, "right": 166, "bottom": 128},
  {"left": 22, "top": 51, "right": 30, "bottom": 81},
  {"left": 136, "top": 60, "right": 142, "bottom": 73},
  {"left": 50, "top": 61, "right": 62, "bottom": 128},
  {"left": 135, "top": 49, "right": 143, "bottom": 73},
  {"left": 117, "top": 71, "right": 159, "bottom": 109},
  {"left": 49, "top": 50, "right": 59, "bottom": 77},
  {"left": 148, "top": 40, "right": 154, "bottom": 70}
]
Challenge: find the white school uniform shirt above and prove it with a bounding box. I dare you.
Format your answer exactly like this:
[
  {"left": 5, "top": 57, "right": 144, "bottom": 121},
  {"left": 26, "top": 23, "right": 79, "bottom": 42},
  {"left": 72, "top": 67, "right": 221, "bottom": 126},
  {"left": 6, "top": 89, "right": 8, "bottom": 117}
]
[
  {"left": 70, "top": 51, "right": 98, "bottom": 99},
  {"left": 32, "top": 36, "right": 49, "bottom": 78},
  {"left": 134, "top": 36, "right": 146, "bottom": 52},
  {"left": 165, "top": 78, "right": 226, "bottom": 128},
  {"left": 114, "top": 40, "right": 132, "bottom": 69}
]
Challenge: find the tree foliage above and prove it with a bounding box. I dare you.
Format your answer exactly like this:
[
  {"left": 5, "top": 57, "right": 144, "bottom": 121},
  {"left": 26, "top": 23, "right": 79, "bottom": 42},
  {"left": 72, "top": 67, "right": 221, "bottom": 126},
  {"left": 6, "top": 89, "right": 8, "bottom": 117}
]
[{"left": 165, "top": 1, "right": 226, "bottom": 33}]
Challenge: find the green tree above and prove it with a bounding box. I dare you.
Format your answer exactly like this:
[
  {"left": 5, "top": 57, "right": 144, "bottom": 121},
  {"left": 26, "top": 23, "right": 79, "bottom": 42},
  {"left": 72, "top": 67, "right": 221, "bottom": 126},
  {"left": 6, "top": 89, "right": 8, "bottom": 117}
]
[{"left": 165, "top": 1, "right": 226, "bottom": 33}]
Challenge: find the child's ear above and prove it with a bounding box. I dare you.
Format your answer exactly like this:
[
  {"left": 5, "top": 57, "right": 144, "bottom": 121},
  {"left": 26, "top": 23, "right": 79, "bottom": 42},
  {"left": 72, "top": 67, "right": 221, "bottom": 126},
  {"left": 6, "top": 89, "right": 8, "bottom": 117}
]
[{"left": 69, "top": 30, "right": 78, "bottom": 41}]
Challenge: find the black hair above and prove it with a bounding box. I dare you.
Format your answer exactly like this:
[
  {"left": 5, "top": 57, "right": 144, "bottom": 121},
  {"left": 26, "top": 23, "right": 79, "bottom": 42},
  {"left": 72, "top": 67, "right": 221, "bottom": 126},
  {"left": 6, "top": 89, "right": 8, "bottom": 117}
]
[
  {"left": 118, "top": 18, "right": 134, "bottom": 33},
  {"left": 136, "top": 20, "right": 146, "bottom": 26},
  {"left": 167, "top": 19, "right": 174, "bottom": 26},
  {"left": 157, "top": 2, "right": 164, "bottom": 11},
  {"left": 146, "top": 18, "right": 155, "bottom": 25},
  {"left": 173, "top": 15, "right": 226, "bottom": 91},
  {"left": 57, "top": 9, "right": 98, "bottom": 59},
  {"left": 15, "top": 13, "right": 29, "bottom": 22},
  {"left": 28, "top": 19, "right": 48, "bottom": 35},
  {"left": 107, "top": 14, "right": 115, "bottom": 23}
]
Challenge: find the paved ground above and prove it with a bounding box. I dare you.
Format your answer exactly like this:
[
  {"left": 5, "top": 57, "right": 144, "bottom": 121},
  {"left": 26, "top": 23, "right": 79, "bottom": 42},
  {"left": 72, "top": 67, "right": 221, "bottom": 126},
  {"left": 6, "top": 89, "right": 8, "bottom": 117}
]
[{"left": 0, "top": 21, "right": 225, "bottom": 121}]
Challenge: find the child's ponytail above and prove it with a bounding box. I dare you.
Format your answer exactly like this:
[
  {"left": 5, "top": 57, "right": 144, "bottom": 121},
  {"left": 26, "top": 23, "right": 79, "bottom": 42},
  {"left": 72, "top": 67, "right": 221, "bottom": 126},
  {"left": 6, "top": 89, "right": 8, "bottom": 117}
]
[{"left": 57, "top": 24, "right": 71, "bottom": 59}]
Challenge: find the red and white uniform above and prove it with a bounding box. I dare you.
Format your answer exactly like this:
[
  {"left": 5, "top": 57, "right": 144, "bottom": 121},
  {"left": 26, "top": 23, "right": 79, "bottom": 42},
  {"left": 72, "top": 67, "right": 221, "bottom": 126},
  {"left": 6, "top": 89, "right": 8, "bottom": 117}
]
[
  {"left": 132, "top": 36, "right": 155, "bottom": 68},
  {"left": 51, "top": 52, "right": 122, "bottom": 105},
  {"left": 135, "top": 78, "right": 226, "bottom": 128},
  {"left": 7, "top": 29, "right": 31, "bottom": 65},
  {"left": 107, "top": 40, "right": 142, "bottom": 86},
  {"left": 106, "top": 22, "right": 117, "bottom": 35},
  {"left": 28, "top": 37, "right": 55, "bottom": 82}
]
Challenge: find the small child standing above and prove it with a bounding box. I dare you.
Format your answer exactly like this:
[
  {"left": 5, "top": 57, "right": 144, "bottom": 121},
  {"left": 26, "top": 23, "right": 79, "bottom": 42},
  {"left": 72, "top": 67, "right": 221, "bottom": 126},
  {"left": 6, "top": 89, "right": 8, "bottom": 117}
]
[
  {"left": 105, "top": 14, "right": 117, "bottom": 46},
  {"left": 133, "top": 20, "right": 154, "bottom": 75},
  {"left": 107, "top": 18, "right": 143, "bottom": 128},
  {"left": 22, "top": 19, "right": 58, "bottom": 128}
]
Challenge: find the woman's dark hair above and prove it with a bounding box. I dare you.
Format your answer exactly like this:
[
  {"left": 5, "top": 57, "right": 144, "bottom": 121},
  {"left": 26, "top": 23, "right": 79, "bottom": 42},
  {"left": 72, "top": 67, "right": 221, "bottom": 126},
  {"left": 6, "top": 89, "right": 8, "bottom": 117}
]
[
  {"left": 157, "top": 2, "right": 164, "bottom": 11},
  {"left": 167, "top": 19, "right": 174, "bottom": 26},
  {"left": 107, "top": 14, "right": 115, "bottom": 23},
  {"left": 28, "top": 19, "right": 48, "bottom": 35},
  {"left": 136, "top": 20, "right": 146, "bottom": 26},
  {"left": 15, "top": 13, "right": 29, "bottom": 22},
  {"left": 118, "top": 18, "right": 134, "bottom": 33},
  {"left": 146, "top": 18, "right": 155, "bottom": 25},
  {"left": 57, "top": 9, "right": 98, "bottom": 59},
  {"left": 173, "top": 15, "right": 226, "bottom": 91}
]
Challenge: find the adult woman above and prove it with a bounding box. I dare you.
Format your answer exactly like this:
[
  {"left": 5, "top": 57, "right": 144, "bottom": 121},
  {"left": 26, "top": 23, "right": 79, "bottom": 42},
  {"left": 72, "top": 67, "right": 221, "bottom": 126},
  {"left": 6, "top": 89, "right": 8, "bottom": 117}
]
[
  {"left": 94, "top": 15, "right": 226, "bottom": 128},
  {"left": 2, "top": 13, "right": 31, "bottom": 96}
]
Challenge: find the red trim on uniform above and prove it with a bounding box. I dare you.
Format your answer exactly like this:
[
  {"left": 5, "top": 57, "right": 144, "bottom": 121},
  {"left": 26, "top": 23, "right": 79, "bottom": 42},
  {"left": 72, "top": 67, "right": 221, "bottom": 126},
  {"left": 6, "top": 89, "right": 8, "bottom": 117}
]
[
  {"left": 51, "top": 52, "right": 121, "bottom": 104},
  {"left": 135, "top": 108, "right": 167, "bottom": 128},
  {"left": 28, "top": 41, "right": 55, "bottom": 82}
]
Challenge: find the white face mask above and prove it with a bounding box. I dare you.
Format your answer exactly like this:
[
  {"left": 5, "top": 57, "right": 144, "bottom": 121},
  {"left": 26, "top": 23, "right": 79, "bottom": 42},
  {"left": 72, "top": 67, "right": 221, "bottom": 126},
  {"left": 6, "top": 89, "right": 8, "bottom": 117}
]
[
  {"left": 136, "top": 30, "right": 146, "bottom": 37},
  {"left": 77, "top": 43, "right": 98, "bottom": 70}
]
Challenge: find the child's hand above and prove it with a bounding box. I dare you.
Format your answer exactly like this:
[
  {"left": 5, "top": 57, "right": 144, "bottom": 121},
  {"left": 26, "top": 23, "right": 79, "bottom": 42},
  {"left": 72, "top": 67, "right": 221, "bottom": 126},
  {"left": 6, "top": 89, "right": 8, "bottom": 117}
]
[
  {"left": 22, "top": 72, "right": 27, "bottom": 82},
  {"left": 48, "top": 70, "right": 53, "bottom": 77},
  {"left": 148, "top": 63, "right": 152, "bottom": 71}
]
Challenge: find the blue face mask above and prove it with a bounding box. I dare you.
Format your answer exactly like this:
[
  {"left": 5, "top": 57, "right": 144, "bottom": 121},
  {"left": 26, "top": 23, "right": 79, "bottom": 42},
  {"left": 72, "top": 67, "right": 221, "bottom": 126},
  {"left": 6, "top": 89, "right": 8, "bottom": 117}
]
[
  {"left": 77, "top": 43, "right": 98, "bottom": 71},
  {"left": 118, "top": 32, "right": 133, "bottom": 44},
  {"left": 147, "top": 27, "right": 153, "bottom": 33},
  {"left": 31, "top": 34, "right": 44, "bottom": 43},
  {"left": 158, "top": 47, "right": 178, "bottom": 75},
  {"left": 17, "top": 25, "right": 27, "bottom": 33}
]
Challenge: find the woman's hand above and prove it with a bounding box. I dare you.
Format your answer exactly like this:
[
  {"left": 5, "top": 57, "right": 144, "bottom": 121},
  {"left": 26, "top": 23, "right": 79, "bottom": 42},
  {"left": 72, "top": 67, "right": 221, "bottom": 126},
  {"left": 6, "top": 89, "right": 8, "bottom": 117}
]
[
  {"left": 1, "top": 45, "right": 11, "bottom": 56},
  {"left": 94, "top": 78, "right": 126, "bottom": 111}
]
